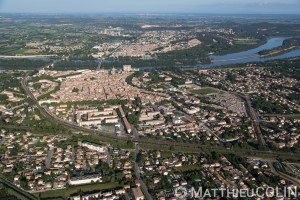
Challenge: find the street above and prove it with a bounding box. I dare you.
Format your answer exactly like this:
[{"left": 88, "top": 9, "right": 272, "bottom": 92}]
[
  {"left": 45, "top": 148, "right": 54, "bottom": 169},
  {"left": 135, "top": 144, "right": 153, "bottom": 200}
]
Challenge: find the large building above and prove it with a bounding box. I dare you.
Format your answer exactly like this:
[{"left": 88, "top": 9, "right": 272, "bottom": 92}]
[
  {"left": 123, "top": 65, "right": 132, "bottom": 72},
  {"left": 69, "top": 174, "right": 102, "bottom": 185},
  {"left": 78, "top": 141, "right": 106, "bottom": 153},
  {"left": 123, "top": 65, "right": 139, "bottom": 72},
  {"left": 132, "top": 187, "right": 144, "bottom": 200},
  {"left": 122, "top": 117, "right": 132, "bottom": 133}
]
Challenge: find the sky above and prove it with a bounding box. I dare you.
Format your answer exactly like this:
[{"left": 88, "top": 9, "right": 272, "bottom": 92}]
[{"left": 0, "top": 0, "right": 300, "bottom": 14}]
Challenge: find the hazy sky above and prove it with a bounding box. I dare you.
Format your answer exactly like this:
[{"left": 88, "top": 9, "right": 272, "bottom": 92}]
[{"left": 0, "top": 0, "right": 300, "bottom": 14}]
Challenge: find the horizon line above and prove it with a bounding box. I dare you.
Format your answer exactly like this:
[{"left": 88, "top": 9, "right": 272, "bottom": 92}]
[{"left": 1, "top": 12, "right": 300, "bottom": 16}]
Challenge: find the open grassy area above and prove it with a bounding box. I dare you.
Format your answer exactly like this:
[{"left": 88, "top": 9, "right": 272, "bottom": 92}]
[
  {"left": 234, "top": 38, "right": 260, "bottom": 45},
  {"left": 285, "top": 115, "right": 300, "bottom": 119},
  {"left": 36, "top": 182, "right": 119, "bottom": 200},
  {"left": 190, "top": 88, "right": 218, "bottom": 95},
  {"left": 174, "top": 165, "right": 200, "bottom": 172}
]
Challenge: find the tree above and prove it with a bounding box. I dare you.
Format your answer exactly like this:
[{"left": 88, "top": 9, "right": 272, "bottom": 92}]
[
  {"left": 72, "top": 87, "right": 79, "bottom": 93},
  {"left": 127, "top": 114, "right": 139, "bottom": 126},
  {"left": 0, "top": 94, "right": 9, "bottom": 102},
  {"left": 33, "top": 83, "right": 42, "bottom": 90}
]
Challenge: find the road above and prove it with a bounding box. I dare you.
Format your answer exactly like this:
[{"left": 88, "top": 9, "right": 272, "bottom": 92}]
[
  {"left": 45, "top": 148, "right": 54, "bottom": 169},
  {"left": 131, "top": 124, "right": 139, "bottom": 139},
  {"left": 261, "top": 114, "right": 300, "bottom": 118},
  {"left": 262, "top": 159, "right": 300, "bottom": 188},
  {"left": 132, "top": 121, "right": 152, "bottom": 200},
  {"left": 0, "top": 135, "right": 5, "bottom": 146},
  {"left": 233, "top": 92, "right": 266, "bottom": 145},
  {"left": 135, "top": 144, "right": 153, "bottom": 200},
  {"left": 72, "top": 105, "right": 76, "bottom": 124},
  {"left": 105, "top": 146, "right": 112, "bottom": 168},
  {"left": 199, "top": 122, "right": 224, "bottom": 143},
  {"left": 245, "top": 95, "right": 266, "bottom": 145},
  {"left": 0, "top": 175, "right": 37, "bottom": 200},
  {"left": 72, "top": 146, "right": 75, "bottom": 164}
]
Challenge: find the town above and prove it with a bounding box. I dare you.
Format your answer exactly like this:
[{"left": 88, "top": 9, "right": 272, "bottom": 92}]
[
  {"left": 0, "top": 13, "right": 300, "bottom": 200},
  {"left": 1, "top": 57, "right": 300, "bottom": 199}
]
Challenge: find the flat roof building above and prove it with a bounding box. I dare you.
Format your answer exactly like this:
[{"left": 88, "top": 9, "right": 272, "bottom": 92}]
[
  {"left": 69, "top": 174, "right": 102, "bottom": 185},
  {"left": 132, "top": 187, "right": 144, "bottom": 200}
]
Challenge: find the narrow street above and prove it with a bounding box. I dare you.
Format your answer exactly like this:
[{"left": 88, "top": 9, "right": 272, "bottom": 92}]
[
  {"left": 131, "top": 124, "right": 139, "bottom": 139},
  {"left": 0, "top": 135, "right": 5, "bottom": 146},
  {"left": 45, "top": 148, "right": 54, "bottom": 169},
  {"left": 135, "top": 144, "right": 153, "bottom": 200},
  {"left": 106, "top": 146, "right": 112, "bottom": 168}
]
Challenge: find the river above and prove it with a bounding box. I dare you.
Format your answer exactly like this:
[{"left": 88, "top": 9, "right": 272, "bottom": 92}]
[
  {"left": 197, "top": 37, "right": 300, "bottom": 67},
  {"left": 135, "top": 37, "right": 300, "bottom": 69},
  {"left": 1, "top": 37, "right": 300, "bottom": 69}
]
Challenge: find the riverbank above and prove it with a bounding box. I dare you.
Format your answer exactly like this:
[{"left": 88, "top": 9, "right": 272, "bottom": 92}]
[
  {"left": 210, "top": 48, "right": 300, "bottom": 63},
  {"left": 259, "top": 46, "right": 300, "bottom": 58},
  {"left": 0, "top": 55, "right": 56, "bottom": 59},
  {"left": 211, "top": 55, "right": 259, "bottom": 62}
]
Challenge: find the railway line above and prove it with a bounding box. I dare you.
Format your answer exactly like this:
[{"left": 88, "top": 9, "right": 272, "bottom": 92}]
[{"left": 232, "top": 92, "right": 266, "bottom": 146}]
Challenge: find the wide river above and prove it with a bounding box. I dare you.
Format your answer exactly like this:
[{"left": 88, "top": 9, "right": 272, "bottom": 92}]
[
  {"left": 190, "top": 37, "right": 300, "bottom": 67},
  {"left": 1, "top": 37, "right": 300, "bottom": 69}
]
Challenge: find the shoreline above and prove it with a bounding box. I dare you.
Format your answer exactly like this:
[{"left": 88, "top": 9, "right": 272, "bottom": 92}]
[
  {"left": 211, "top": 55, "right": 259, "bottom": 62},
  {"left": 259, "top": 46, "right": 300, "bottom": 58},
  {"left": 0, "top": 55, "right": 56, "bottom": 59}
]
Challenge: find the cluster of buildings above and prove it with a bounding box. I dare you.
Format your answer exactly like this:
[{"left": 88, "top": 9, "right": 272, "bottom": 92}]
[
  {"left": 89, "top": 26, "right": 238, "bottom": 59},
  {"left": 0, "top": 128, "right": 110, "bottom": 191},
  {"left": 26, "top": 40, "right": 82, "bottom": 54},
  {"left": 107, "top": 30, "right": 200, "bottom": 58},
  {"left": 199, "top": 67, "right": 300, "bottom": 113},
  {"left": 0, "top": 129, "right": 137, "bottom": 194},
  {"left": 69, "top": 189, "right": 126, "bottom": 200},
  {"left": 1, "top": 127, "right": 299, "bottom": 199},
  {"left": 0, "top": 90, "right": 24, "bottom": 103},
  {"left": 128, "top": 71, "right": 248, "bottom": 143},
  {"left": 261, "top": 116, "right": 300, "bottom": 148},
  {"left": 0, "top": 131, "right": 70, "bottom": 191},
  {"left": 137, "top": 150, "right": 299, "bottom": 199},
  {"left": 97, "top": 27, "right": 124, "bottom": 36},
  {"left": 47, "top": 69, "right": 169, "bottom": 104},
  {"left": 76, "top": 105, "right": 119, "bottom": 127},
  {"left": 91, "top": 41, "right": 122, "bottom": 58}
]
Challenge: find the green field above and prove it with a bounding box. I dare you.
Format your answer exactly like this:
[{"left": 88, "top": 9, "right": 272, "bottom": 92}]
[
  {"left": 285, "top": 115, "right": 300, "bottom": 119},
  {"left": 190, "top": 88, "right": 218, "bottom": 95},
  {"left": 36, "top": 182, "right": 119, "bottom": 200}
]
